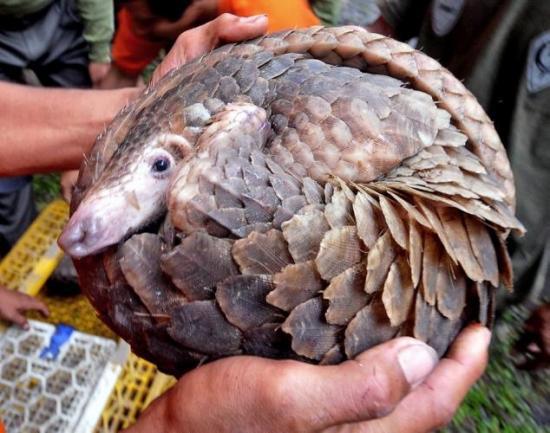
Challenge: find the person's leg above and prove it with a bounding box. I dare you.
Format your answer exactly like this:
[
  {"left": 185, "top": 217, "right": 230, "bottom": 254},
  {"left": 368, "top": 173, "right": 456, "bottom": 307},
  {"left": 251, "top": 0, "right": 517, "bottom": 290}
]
[
  {"left": 25, "top": 0, "right": 91, "bottom": 289},
  {"left": 0, "top": 183, "right": 36, "bottom": 257},
  {"left": 0, "top": 47, "right": 36, "bottom": 257},
  {"left": 33, "top": 0, "right": 91, "bottom": 88}
]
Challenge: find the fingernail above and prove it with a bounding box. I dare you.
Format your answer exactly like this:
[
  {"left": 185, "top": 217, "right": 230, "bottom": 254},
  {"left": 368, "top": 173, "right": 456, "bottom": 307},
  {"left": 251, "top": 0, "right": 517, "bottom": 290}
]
[
  {"left": 476, "top": 325, "right": 492, "bottom": 346},
  {"left": 242, "top": 14, "right": 267, "bottom": 23},
  {"left": 398, "top": 344, "right": 438, "bottom": 387}
]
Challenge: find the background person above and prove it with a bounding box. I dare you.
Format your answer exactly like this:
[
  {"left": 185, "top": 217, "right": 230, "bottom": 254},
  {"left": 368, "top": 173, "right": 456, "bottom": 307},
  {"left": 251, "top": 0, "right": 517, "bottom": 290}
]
[
  {"left": 0, "top": 0, "right": 114, "bottom": 257},
  {"left": 370, "top": 0, "right": 550, "bottom": 370},
  {"left": 102, "top": 0, "right": 340, "bottom": 89}
]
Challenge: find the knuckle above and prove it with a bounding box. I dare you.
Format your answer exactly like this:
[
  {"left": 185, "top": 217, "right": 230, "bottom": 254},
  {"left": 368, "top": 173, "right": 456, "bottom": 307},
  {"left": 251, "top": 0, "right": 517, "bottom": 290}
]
[
  {"left": 363, "top": 368, "right": 396, "bottom": 417},
  {"left": 259, "top": 363, "right": 308, "bottom": 430},
  {"left": 217, "top": 13, "right": 235, "bottom": 25},
  {"left": 432, "top": 398, "right": 459, "bottom": 427}
]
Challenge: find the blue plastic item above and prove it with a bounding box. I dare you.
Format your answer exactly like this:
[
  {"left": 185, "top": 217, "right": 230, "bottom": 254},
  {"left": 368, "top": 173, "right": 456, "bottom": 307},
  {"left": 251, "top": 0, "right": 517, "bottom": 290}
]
[{"left": 40, "top": 323, "right": 74, "bottom": 360}]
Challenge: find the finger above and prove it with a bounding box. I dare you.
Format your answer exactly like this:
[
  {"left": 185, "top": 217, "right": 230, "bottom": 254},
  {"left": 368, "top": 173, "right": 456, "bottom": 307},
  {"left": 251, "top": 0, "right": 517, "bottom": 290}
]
[
  {"left": 267, "top": 337, "right": 438, "bottom": 432},
  {"left": 151, "top": 14, "right": 268, "bottom": 84},
  {"left": 359, "top": 325, "right": 491, "bottom": 433},
  {"left": 182, "top": 13, "right": 268, "bottom": 61},
  {"left": 17, "top": 294, "right": 50, "bottom": 317},
  {"left": 5, "top": 310, "right": 30, "bottom": 330},
  {"left": 203, "top": 13, "right": 268, "bottom": 44}
]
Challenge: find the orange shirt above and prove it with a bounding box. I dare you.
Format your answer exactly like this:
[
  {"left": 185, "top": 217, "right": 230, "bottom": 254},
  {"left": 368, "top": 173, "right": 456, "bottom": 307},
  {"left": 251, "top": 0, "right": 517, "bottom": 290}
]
[
  {"left": 218, "top": 0, "right": 320, "bottom": 33},
  {"left": 112, "top": 8, "right": 165, "bottom": 77},
  {"left": 112, "top": 0, "right": 320, "bottom": 77}
]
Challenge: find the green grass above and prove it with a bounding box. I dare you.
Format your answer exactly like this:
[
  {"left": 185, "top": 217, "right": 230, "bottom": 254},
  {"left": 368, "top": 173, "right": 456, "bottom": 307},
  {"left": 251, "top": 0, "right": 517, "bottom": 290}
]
[
  {"left": 32, "top": 173, "right": 61, "bottom": 210},
  {"left": 444, "top": 306, "right": 550, "bottom": 433}
]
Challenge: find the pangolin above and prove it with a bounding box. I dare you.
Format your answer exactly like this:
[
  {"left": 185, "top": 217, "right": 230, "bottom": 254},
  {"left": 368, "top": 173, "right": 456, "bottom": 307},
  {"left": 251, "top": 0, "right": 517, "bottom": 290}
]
[{"left": 59, "top": 27, "right": 524, "bottom": 376}]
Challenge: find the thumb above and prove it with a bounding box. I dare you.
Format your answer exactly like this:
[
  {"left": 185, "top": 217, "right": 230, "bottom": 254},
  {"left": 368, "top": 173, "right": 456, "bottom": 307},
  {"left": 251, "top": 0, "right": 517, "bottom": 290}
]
[{"left": 277, "top": 337, "right": 439, "bottom": 431}]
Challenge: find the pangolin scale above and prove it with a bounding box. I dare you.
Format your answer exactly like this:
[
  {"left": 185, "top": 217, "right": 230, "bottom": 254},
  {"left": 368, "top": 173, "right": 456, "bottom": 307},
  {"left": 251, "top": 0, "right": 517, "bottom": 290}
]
[{"left": 62, "top": 27, "right": 524, "bottom": 376}]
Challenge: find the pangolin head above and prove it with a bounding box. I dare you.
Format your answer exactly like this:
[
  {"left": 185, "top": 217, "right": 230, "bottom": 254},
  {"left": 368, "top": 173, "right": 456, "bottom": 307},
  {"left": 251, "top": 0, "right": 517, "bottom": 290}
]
[
  {"left": 59, "top": 100, "right": 269, "bottom": 259},
  {"left": 58, "top": 128, "right": 194, "bottom": 258}
]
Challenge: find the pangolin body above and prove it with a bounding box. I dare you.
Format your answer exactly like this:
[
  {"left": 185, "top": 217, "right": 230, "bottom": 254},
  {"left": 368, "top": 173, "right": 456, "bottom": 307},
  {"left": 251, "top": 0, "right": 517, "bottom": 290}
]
[{"left": 60, "top": 27, "right": 524, "bottom": 376}]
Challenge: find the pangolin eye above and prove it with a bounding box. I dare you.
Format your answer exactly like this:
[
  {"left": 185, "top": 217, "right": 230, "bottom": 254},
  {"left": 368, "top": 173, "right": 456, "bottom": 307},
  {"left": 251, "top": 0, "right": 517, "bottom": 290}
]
[{"left": 151, "top": 157, "right": 171, "bottom": 173}]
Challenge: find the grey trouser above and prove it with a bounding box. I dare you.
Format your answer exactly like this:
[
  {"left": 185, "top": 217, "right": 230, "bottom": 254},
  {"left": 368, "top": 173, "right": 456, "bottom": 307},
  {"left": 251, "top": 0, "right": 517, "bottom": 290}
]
[
  {"left": 0, "top": 0, "right": 91, "bottom": 255},
  {"left": 0, "top": 185, "right": 36, "bottom": 256}
]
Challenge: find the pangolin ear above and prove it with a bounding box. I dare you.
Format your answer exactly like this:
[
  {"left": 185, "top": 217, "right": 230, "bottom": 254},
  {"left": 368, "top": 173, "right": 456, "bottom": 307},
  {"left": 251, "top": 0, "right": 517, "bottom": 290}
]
[
  {"left": 157, "top": 133, "right": 193, "bottom": 159},
  {"left": 196, "top": 102, "right": 271, "bottom": 151}
]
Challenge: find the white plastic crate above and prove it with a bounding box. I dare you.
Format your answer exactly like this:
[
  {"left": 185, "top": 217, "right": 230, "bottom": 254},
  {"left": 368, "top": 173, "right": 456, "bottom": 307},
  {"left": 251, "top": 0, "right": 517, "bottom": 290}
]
[{"left": 0, "top": 320, "right": 126, "bottom": 433}]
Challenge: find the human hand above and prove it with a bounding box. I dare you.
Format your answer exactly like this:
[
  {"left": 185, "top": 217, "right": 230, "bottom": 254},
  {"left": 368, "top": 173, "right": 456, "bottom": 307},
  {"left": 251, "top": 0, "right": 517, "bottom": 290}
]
[
  {"left": 151, "top": 13, "right": 268, "bottom": 84},
  {"left": 89, "top": 62, "right": 112, "bottom": 87},
  {"left": 60, "top": 170, "right": 80, "bottom": 203},
  {"left": 0, "top": 286, "right": 49, "bottom": 329},
  {"left": 96, "top": 65, "right": 141, "bottom": 90},
  {"left": 514, "top": 303, "right": 550, "bottom": 370},
  {"left": 367, "top": 16, "right": 395, "bottom": 37},
  {"left": 125, "top": 325, "right": 490, "bottom": 433}
]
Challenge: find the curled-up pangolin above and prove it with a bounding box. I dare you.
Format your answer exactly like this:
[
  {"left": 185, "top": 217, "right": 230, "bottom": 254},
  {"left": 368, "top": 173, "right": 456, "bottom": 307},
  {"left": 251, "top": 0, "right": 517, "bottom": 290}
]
[{"left": 59, "top": 27, "right": 524, "bottom": 376}]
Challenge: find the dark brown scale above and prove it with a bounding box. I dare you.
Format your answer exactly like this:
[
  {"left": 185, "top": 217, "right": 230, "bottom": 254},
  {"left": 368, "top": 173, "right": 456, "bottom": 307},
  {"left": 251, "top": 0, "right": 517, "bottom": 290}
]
[
  {"left": 413, "top": 291, "right": 432, "bottom": 343},
  {"left": 232, "top": 230, "right": 292, "bottom": 275},
  {"left": 216, "top": 275, "right": 283, "bottom": 330},
  {"left": 281, "top": 297, "right": 340, "bottom": 360},
  {"left": 242, "top": 323, "right": 295, "bottom": 359},
  {"left": 168, "top": 300, "right": 242, "bottom": 356},
  {"left": 323, "top": 263, "right": 368, "bottom": 325},
  {"left": 268, "top": 261, "right": 323, "bottom": 311},
  {"left": 119, "top": 233, "right": 186, "bottom": 318},
  {"left": 315, "top": 226, "right": 362, "bottom": 280},
  {"left": 70, "top": 27, "right": 523, "bottom": 375},
  {"left": 320, "top": 344, "right": 345, "bottom": 365},
  {"left": 382, "top": 255, "right": 415, "bottom": 327},
  {"left": 344, "top": 296, "right": 398, "bottom": 358},
  {"left": 160, "top": 232, "right": 238, "bottom": 301}
]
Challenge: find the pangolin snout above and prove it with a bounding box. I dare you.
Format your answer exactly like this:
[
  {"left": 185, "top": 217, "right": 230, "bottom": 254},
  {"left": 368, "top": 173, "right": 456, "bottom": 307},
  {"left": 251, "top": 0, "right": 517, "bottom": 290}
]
[{"left": 59, "top": 211, "right": 108, "bottom": 258}]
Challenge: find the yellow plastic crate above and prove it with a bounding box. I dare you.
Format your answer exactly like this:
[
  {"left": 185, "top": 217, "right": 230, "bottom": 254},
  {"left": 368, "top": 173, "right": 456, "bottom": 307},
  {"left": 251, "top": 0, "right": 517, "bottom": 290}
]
[
  {"left": 0, "top": 199, "right": 68, "bottom": 295},
  {"left": 30, "top": 291, "right": 116, "bottom": 340},
  {"left": 94, "top": 353, "right": 158, "bottom": 433},
  {"left": 142, "top": 373, "right": 177, "bottom": 408},
  {"left": 0, "top": 199, "right": 178, "bottom": 432}
]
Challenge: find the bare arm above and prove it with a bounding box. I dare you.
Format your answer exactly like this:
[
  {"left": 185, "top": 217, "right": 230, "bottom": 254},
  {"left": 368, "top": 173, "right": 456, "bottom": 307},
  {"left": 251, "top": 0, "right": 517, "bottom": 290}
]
[
  {"left": 0, "top": 84, "right": 139, "bottom": 176},
  {"left": 0, "top": 14, "right": 268, "bottom": 177}
]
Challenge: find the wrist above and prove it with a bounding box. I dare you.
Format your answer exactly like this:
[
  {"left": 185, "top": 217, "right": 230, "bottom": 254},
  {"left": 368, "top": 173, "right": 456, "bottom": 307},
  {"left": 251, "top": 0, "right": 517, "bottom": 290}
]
[
  {"left": 82, "top": 87, "right": 140, "bottom": 155},
  {"left": 88, "top": 42, "right": 112, "bottom": 64}
]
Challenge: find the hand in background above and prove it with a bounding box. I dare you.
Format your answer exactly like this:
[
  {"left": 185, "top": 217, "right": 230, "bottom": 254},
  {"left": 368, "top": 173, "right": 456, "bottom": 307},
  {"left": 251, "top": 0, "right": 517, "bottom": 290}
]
[
  {"left": 0, "top": 286, "right": 49, "bottom": 330},
  {"left": 89, "top": 62, "right": 112, "bottom": 87},
  {"left": 125, "top": 325, "right": 490, "bottom": 433},
  {"left": 60, "top": 170, "right": 80, "bottom": 203},
  {"left": 151, "top": 13, "right": 268, "bottom": 84},
  {"left": 514, "top": 303, "right": 550, "bottom": 370},
  {"left": 367, "top": 15, "right": 395, "bottom": 37}
]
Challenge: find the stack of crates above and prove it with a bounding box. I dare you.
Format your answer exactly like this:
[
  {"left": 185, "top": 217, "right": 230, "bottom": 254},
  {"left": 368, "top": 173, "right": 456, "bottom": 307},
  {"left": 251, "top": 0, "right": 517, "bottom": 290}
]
[{"left": 0, "top": 200, "right": 176, "bottom": 433}]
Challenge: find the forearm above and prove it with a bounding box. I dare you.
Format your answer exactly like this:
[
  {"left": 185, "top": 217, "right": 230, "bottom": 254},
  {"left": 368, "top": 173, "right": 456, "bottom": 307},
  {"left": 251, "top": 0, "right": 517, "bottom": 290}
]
[{"left": 0, "top": 83, "right": 138, "bottom": 176}]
